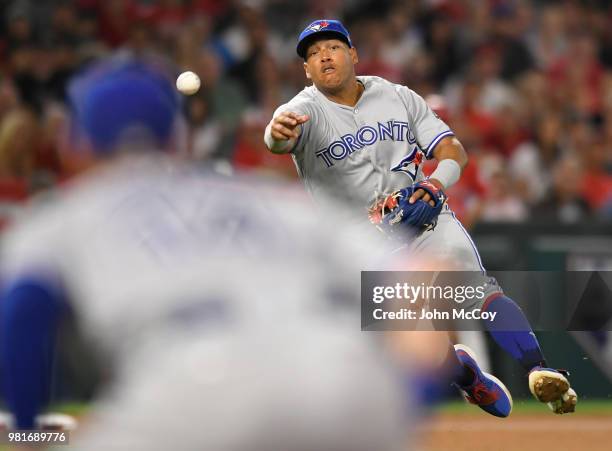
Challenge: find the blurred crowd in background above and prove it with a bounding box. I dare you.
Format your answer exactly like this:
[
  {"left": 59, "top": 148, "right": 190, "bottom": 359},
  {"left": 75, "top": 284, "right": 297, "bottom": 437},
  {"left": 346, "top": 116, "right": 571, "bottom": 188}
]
[{"left": 0, "top": 0, "right": 612, "bottom": 229}]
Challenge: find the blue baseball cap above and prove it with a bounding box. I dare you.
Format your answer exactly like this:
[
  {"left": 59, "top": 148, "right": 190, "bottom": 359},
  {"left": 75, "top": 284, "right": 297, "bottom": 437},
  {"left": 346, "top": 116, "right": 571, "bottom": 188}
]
[
  {"left": 296, "top": 19, "right": 352, "bottom": 59},
  {"left": 68, "top": 56, "right": 180, "bottom": 154}
]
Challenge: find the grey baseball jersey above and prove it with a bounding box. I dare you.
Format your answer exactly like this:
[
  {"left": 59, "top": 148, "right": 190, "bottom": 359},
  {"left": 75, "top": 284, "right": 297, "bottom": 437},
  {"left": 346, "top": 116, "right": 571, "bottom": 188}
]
[
  {"left": 273, "top": 75, "right": 503, "bottom": 302},
  {"left": 0, "top": 156, "right": 385, "bottom": 352},
  {"left": 274, "top": 76, "right": 453, "bottom": 215}
]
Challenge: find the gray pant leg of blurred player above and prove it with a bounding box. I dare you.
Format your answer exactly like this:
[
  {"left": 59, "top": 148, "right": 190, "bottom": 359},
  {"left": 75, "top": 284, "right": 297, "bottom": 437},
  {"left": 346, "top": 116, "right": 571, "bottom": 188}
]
[
  {"left": 405, "top": 208, "right": 501, "bottom": 371},
  {"left": 69, "top": 326, "right": 411, "bottom": 451}
]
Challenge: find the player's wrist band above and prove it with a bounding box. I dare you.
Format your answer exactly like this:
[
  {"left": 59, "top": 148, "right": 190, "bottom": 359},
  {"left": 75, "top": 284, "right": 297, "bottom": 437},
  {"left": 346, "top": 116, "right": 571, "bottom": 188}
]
[
  {"left": 264, "top": 122, "right": 294, "bottom": 153},
  {"left": 429, "top": 158, "right": 461, "bottom": 189}
]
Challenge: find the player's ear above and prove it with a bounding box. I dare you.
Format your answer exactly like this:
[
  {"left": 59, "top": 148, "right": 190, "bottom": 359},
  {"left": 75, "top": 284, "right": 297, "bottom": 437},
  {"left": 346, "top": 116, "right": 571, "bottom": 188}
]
[
  {"left": 350, "top": 47, "right": 359, "bottom": 65},
  {"left": 303, "top": 62, "right": 311, "bottom": 80}
]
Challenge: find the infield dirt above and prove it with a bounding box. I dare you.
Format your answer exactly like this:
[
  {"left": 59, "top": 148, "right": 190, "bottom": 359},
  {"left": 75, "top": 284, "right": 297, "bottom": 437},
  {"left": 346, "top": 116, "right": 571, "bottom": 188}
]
[{"left": 418, "top": 413, "right": 612, "bottom": 451}]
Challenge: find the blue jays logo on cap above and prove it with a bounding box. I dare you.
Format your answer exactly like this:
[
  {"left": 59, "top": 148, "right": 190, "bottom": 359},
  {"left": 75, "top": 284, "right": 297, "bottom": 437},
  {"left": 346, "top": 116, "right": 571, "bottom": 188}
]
[
  {"left": 308, "top": 20, "right": 330, "bottom": 32},
  {"left": 297, "top": 19, "right": 352, "bottom": 58}
]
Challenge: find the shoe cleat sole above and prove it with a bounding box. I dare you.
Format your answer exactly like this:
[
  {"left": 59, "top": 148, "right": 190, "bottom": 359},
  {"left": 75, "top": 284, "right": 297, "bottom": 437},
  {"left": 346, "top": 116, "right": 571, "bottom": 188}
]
[
  {"left": 548, "top": 388, "right": 578, "bottom": 414},
  {"left": 529, "top": 369, "right": 570, "bottom": 403}
]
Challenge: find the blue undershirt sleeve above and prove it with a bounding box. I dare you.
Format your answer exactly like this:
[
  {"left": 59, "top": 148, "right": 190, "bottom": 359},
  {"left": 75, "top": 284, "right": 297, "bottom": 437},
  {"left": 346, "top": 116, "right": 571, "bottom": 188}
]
[{"left": 1, "top": 277, "right": 66, "bottom": 429}]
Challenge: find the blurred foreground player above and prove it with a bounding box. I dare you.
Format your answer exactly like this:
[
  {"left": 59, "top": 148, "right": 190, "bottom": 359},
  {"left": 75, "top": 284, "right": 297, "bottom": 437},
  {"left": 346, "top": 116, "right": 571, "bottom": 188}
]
[{"left": 0, "top": 57, "right": 410, "bottom": 450}]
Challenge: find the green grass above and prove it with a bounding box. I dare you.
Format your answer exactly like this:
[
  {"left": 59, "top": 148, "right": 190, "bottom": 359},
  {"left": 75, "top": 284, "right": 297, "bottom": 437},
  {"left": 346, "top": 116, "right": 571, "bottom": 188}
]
[
  {"left": 47, "top": 402, "right": 90, "bottom": 417},
  {"left": 437, "top": 399, "right": 612, "bottom": 415}
]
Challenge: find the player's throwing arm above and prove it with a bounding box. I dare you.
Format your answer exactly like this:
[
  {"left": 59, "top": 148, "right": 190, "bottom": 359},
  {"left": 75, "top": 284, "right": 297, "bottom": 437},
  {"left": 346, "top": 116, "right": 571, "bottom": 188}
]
[{"left": 264, "top": 112, "right": 309, "bottom": 153}]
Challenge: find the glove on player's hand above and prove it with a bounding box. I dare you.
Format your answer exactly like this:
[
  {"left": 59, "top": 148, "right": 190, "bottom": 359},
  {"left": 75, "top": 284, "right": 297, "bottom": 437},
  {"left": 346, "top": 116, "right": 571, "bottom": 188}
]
[{"left": 368, "top": 180, "right": 447, "bottom": 236}]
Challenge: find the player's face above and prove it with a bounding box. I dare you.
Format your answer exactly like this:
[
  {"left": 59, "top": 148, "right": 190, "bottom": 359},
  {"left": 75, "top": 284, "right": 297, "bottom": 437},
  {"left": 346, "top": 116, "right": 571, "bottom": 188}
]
[{"left": 303, "top": 39, "right": 358, "bottom": 94}]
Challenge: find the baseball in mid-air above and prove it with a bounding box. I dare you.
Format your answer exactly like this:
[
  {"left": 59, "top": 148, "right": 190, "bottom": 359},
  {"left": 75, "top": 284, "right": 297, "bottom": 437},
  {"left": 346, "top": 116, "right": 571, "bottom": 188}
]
[{"left": 176, "top": 71, "right": 200, "bottom": 95}]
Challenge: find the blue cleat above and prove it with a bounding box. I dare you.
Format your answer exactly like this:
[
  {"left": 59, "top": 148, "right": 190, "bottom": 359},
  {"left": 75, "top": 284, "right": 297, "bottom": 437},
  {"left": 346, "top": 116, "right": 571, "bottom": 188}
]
[{"left": 453, "top": 344, "right": 513, "bottom": 418}]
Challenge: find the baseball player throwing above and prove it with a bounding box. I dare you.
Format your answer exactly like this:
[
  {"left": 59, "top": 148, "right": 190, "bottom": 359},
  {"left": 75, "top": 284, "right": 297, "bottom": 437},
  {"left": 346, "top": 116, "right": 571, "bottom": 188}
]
[{"left": 265, "top": 19, "right": 577, "bottom": 416}]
